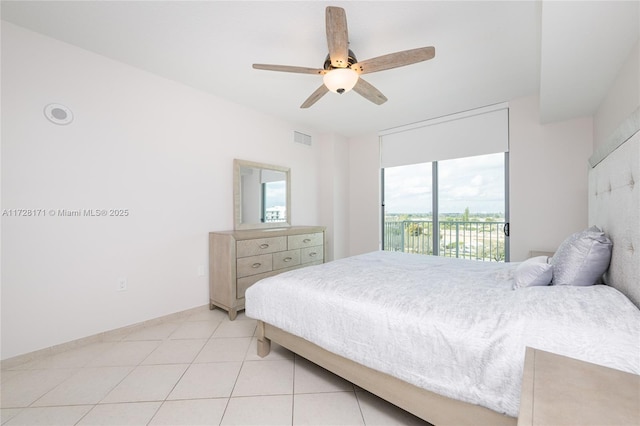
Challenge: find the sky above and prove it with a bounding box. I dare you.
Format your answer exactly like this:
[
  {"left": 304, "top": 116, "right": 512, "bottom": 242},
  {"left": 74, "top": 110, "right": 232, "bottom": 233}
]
[
  {"left": 264, "top": 181, "right": 286, "bottom": 208},
  {"left": 384, "top": 152, "right": 505, "bottom": 215},
  {"left": 265, "top": 152, "right": 505, "bottom": 215}
]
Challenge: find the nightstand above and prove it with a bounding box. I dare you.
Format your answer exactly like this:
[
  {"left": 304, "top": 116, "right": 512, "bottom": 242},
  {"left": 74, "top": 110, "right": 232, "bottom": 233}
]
[{"left": 518, "top": 347, "right": 640, "bottom": 426}]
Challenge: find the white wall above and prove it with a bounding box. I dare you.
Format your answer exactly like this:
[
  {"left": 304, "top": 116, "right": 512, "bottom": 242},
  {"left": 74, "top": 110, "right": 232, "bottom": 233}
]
[
  {"left": 346, "top": 98, "right": 594, "bottom": 262},
  {"left": 1, "top": 22, "right": 323, "bottom": 360},
  {"left": 347, "top": 133, "right": 380, "bottom": 256},
  {"left": 594, "top": 39, "right": 640, "bottom": 150},
  {"left": 318, "top": 134, "right": 350, "bottom": 261},
  {"left": 508, "top": 96, "right": 593, "bottom": 261}
]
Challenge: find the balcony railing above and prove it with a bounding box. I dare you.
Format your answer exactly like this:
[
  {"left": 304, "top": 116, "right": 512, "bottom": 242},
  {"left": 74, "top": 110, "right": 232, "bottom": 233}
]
[{"left": 384, "top": 220, "right": 506, "bottom": 262}]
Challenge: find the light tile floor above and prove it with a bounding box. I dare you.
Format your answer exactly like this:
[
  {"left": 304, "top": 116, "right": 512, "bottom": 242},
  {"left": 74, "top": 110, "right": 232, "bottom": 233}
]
[{"left": 1, "top": 308, "right": 430, "bottom": 425}]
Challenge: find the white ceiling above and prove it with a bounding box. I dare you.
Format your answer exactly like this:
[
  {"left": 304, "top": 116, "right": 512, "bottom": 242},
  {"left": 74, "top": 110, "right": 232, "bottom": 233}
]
[{"left": 2, "top": 1, "right": 638, "bottom": 137}]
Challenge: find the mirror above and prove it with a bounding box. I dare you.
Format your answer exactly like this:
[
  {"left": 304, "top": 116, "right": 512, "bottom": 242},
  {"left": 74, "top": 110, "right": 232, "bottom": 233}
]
[{"left": 234, "top": 159, "right": 291, "bottom": 230}]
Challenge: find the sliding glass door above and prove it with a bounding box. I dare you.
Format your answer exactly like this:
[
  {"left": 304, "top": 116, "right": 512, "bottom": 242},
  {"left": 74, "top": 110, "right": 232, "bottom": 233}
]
[
  {"left": 382, "top": 162, "right": 433, "bottom": 255},
  {"left": 382, "top": 152, "right": 509, "bottom": 262},
  {"left": 437, "top": 152, "right": 508, "bottom": 261}
]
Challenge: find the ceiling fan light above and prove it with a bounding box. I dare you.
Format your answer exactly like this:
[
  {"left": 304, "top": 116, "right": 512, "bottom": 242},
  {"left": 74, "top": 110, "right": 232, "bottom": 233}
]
[{"left": 323, "top": 68, "right": 359, "bottom": 94}]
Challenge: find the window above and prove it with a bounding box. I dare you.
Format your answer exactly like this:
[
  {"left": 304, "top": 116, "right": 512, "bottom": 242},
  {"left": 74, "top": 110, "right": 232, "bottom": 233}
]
[
  {"left": 382, "top": 153, "right": 509, "bottom": 261},
  {"left": 383, "top": 162, "right": 433, "bottom": 254},
  {"left": 261, "top": 180, "right": 286, "bottom": 223}
]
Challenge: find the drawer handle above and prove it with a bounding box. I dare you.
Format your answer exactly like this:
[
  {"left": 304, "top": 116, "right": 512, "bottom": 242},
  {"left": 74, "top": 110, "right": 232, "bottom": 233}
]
[
  {"left": 252, "top": 262, "right": 262, "bottom": 268},
  {"left": 283, "top": 257, "right": 292, "bottom": 262},
  {"left": 259, "top": 243, "right": 269, "bottom": 249},
  {"left": 309, "top": 252, "right": 317, "bottom": 257},
  {"left": 303, "top": 238, "right": 311, "bottom": 243}
]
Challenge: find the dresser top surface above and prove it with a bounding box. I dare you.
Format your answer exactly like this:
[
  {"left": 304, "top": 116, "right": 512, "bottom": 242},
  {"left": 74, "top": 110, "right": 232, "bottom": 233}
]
[{"left": 210, "top": 226, "right": 325, "bottom": 240}]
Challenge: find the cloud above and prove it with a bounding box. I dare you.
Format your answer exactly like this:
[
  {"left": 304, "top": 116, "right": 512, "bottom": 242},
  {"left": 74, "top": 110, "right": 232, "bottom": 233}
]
[{"left": 384, "top": 153, "right": 505, "bottom": 215}]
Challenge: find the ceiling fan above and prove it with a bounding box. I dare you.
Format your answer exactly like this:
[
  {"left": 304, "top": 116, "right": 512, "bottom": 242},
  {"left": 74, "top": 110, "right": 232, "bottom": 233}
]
[{"left": 252, "top": 6, "right": 436, "bottom": 108}]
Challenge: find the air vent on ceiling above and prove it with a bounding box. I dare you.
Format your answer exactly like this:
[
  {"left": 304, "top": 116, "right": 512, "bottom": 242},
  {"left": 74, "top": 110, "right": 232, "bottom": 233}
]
[{"left": 293, "top": 131, "right": 312, "bottom": 146}]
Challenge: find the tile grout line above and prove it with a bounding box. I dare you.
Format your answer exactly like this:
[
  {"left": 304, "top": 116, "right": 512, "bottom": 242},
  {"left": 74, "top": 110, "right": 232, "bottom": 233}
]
[
  {"left": 353, "top": 388, "right": 367, "bottom": 425},
  {"left": 217, "top": 321, "right": 256, "bottom": 426},
  {"left": 139, "top": 314, "right": 224, "bottom": 425},
  {"left": 63, "top": 313, "right": 217, "bottom": 424},
  {"left": 291, "top": 354, "right": 298, "bottom": 426}
]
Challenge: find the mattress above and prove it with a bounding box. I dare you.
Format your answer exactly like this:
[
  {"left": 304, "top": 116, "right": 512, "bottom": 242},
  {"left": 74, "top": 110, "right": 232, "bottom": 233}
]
[{"left": 245, "top": 250, "right": 640, "bottom": 417}]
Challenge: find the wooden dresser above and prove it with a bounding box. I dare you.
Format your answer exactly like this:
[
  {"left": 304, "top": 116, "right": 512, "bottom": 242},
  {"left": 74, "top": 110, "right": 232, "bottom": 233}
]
[{"left": 209, "top": 226, "right": 325, "bottom": 319}]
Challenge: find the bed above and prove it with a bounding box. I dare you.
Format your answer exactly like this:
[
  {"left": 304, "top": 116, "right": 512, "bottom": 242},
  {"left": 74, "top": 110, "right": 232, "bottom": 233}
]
[{"left": 245, "top": 110, "right": 640, "bottom": 426}]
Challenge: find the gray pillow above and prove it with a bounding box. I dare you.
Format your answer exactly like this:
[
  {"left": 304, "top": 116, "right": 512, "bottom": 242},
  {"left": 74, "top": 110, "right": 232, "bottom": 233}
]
[
  {"left": 550, "top": 226, "right": 612, "bottom": 286},
  {"left": 513, "top": 256, "right": 553, "bottom": 289}
]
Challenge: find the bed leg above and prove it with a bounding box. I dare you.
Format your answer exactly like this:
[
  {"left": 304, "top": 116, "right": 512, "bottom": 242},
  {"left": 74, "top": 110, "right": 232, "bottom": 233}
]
[{"left": 256, "top": 320, "right": 271, "bottom": 357}]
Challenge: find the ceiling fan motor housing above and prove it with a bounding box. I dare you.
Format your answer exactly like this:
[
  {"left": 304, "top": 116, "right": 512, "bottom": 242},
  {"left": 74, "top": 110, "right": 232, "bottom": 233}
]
[{"left": 323, "top": 49, "right": 358, "bottom": 71}]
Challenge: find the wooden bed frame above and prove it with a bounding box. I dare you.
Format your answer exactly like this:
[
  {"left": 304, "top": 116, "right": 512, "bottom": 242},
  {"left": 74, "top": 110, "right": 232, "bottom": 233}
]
[
  {"left": 256, "top": 321, "right": 515, "bottom": 426},
  {"left": 253, "top": 109, "right": 640, "bottom": 426}
]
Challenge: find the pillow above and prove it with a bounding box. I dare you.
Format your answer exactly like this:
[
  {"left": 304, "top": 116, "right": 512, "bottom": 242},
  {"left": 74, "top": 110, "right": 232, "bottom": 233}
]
[
  {"left": 513, "top": 256, "right": 553, "bottom": 289},
  {"left": 550, "top": 226, "right": 613, "bottom": 286}
]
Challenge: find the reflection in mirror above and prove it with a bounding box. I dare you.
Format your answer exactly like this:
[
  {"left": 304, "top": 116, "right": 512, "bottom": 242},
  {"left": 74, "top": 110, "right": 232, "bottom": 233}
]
[{"left": 234, "top": 159, "right": 291, "bottom": 230}]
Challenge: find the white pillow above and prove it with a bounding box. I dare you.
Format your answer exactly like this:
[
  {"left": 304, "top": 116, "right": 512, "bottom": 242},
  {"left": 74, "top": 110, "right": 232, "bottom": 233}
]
[
  {"left": 550, "top": 226, "right": 613, "bottom": 286},
  {"left": 513, "top": 256, "right": 553, "bottom": 289}
]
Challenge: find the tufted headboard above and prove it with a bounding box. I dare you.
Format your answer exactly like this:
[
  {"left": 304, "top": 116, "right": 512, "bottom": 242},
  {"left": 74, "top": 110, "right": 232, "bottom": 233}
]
[{"left": 588, "top": 108, "right": 640, "bottom": 308}]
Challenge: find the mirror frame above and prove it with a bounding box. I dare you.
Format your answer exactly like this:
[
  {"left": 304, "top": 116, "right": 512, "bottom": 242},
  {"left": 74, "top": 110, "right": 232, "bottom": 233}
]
[{"left": 233, "top": 159, "right": 291, "bottom": 230}]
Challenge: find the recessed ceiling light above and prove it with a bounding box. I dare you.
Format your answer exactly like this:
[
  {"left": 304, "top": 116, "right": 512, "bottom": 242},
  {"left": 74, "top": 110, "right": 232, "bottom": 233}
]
[{"left": 44, "top": 103, "right": 73, "bottom": 125}]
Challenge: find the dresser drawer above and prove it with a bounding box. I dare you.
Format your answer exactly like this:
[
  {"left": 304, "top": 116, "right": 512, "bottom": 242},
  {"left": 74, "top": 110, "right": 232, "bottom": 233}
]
[
  {"left": 288, "top": 232, "right": 324, "bottom": 250},
  {"left": 237, "top": 236, "right": 286, "bottom": 258},
  {"left": 273, "top": 249, "right": 301, "bottom": 270},
  {"left": 301, "top": 246, "right": 323, "bottom": 264},
  {"left": 236, "top": 254, "right": 273, "bottom": 278},
  {"left": 237, "top": 274, "right": 265, "bottom": 299}
]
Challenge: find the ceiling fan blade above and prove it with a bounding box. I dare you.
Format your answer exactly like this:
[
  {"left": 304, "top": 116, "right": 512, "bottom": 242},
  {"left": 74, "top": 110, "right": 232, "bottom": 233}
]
[
  {"left": 326, "top": 6, "right": 349, "bottom": 68},
  {"left": 300, "top": 85, "right": 329, "bottom": 108},
  {"left": 352, "top": 78, "right": 388, "bottom": 105},
  {"left": 253, "top": 64, "right": 325, "bottom": 75},
  {"left": 351, "top": 46, "right": 435, "bottom": 75}
]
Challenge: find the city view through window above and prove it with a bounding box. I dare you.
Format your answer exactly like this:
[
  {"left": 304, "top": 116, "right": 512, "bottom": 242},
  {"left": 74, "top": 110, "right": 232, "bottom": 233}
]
[
  {"left": 383, "top": 153, "right": 508, "bottom": 262},
  {"left": 264, "top": 181, "right": 286, "bottom": 222}
]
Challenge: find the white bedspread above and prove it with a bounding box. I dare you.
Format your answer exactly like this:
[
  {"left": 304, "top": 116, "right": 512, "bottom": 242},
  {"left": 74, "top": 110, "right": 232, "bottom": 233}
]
[{"left": 244, "top": 251, "right": 640, "bottom": 417}]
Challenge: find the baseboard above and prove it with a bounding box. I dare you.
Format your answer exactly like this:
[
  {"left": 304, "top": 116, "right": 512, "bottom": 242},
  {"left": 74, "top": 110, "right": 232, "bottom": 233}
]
[{"left": 1, "top": 304, "right": 210, "bottom": 370}]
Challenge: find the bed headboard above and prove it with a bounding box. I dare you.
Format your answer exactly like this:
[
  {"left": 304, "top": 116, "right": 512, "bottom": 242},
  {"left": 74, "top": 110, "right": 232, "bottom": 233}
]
[{"left": 588, "top": 108, "right": 640, "bottom": 308}]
